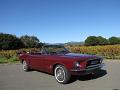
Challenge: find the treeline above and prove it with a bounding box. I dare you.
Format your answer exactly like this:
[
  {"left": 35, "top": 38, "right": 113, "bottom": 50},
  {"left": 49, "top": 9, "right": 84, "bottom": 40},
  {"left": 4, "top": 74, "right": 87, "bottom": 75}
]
[
  {"left": 1, "top": 33, "right": 120, "bottom": 50},
  {"left": 85, "top": 36, "right": 120, "bottom": 46},
  {"left": 0, "top": 33, "right": 43, "bottom": 50}
]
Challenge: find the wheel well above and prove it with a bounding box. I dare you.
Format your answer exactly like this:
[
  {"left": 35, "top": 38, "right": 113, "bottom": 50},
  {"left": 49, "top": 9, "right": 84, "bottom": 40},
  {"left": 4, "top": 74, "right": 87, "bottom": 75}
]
[
  {"left": 21, "top": 59, "right": 24, "bottom": 64},
  {"left": 53, "top": 63, "right": 63, "bottom": 74}
]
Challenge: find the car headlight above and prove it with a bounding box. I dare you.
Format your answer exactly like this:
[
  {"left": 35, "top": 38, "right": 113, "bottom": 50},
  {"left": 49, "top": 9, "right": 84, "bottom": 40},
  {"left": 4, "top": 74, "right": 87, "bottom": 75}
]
[
  {"left": 75, "top": 62, "right": 80, "bottom": 67},
  {"left": 74, "top": 62, "right": 82, "bottom": 68}
]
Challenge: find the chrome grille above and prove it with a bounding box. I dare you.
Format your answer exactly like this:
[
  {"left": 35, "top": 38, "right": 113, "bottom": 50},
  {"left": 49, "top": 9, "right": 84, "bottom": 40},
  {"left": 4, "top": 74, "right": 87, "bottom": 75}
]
[{"left": 86, "top": 58, "right": 102, "bottom": 67}]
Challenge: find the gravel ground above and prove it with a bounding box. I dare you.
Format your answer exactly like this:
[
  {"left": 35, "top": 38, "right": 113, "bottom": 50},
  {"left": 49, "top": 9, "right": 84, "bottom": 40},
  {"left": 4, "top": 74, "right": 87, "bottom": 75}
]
[{"left": 0, "top": 60, "right": 120, "bottom": 90}]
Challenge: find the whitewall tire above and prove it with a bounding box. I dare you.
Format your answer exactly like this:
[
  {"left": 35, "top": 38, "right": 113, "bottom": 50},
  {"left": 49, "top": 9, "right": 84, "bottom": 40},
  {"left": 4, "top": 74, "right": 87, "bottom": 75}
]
[{"left": 54, "top": 65, "right": 71, "bottom": 84}]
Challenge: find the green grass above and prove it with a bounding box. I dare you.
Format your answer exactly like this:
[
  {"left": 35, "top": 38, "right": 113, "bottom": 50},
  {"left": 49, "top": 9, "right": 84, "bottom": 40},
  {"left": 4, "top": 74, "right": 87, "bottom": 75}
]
[{"left": 0, "top": 56, "right": 19, "bottom": 64}]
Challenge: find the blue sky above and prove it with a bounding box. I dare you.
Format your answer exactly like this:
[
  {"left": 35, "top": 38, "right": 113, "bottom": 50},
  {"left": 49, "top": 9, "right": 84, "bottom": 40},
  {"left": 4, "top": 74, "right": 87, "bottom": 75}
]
[{"left": 0, "top": 0, "right": 120, "bottom": 43}]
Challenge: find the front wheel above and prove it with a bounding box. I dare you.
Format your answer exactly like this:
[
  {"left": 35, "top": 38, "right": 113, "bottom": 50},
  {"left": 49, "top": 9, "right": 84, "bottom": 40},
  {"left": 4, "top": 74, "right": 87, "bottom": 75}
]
[{"left": 54, "top": 65, "right": 71, "bottom": 84}]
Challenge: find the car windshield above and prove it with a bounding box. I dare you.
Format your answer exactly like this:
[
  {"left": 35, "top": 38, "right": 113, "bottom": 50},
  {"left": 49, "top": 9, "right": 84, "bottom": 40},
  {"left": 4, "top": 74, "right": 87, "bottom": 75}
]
[{"left": 43, "top": 45, "right": 70, "bottom": 55}]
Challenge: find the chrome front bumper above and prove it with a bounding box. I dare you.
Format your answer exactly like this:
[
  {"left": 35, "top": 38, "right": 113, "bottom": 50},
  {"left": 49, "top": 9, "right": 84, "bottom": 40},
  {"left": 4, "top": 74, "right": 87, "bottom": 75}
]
[{"left": 71, "top": 63, "right": 105, "bottom": 72}]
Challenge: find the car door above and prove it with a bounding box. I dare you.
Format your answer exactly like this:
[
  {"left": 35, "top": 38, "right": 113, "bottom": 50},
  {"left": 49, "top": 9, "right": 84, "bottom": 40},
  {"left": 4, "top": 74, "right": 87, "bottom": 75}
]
[
  {"left": 29, "top": 54, "right": 45, "bottom": 71},
  {"left": 41, "top": 54, "right": 59, "bottom": 73}
]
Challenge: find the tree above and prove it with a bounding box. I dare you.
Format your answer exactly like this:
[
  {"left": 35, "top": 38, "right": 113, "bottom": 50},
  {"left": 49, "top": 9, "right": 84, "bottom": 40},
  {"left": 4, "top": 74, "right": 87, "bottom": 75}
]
[
  {"left": 0, "top": 33, "right": 24, "bottom": 50},
  {"left": 85, "top": 36, "right": 99, "bottom": 46},
  {"left": 20, "top": 35, "right": 42, "bottom": 48},
  {"left": 97, "top": 36, "right": 108, "bottom": 45},
  {"left": 108, "top": 37, "right": 120, "bottom": 45}
]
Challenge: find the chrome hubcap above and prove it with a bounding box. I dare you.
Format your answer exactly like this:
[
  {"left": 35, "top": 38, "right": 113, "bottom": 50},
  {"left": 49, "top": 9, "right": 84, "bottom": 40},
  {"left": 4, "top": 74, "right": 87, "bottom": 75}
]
[{"left": 55, "top": 66, "right": 65, "bottom": 82}]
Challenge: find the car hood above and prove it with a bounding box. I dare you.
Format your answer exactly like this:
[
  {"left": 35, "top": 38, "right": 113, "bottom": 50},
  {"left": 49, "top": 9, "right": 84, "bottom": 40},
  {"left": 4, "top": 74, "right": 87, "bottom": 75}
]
[{"left": 61, "top": 53, "right": 99, "bottom": 60}]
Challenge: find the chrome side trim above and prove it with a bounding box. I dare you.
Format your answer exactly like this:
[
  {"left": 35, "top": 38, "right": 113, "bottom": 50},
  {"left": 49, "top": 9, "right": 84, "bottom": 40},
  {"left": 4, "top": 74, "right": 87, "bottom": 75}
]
[
  {"left": 71, "top": 63, "right": 105, "bottom": 72},
  {"left": 86, "top": 64, "right": 103, "bottom": 68}
]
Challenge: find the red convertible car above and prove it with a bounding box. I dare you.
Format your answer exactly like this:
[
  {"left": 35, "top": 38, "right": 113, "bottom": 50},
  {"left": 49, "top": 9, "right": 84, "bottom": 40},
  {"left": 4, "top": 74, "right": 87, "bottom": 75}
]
[{"left": 19, "top": 45, "right": 104, "bottom": 84}]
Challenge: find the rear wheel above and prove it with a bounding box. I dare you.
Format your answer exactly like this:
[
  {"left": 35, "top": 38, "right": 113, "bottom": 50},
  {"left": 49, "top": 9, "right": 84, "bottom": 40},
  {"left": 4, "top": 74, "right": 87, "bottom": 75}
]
[
  {"left": 22, "top": 60, "right": 30, "bottom": 72},
  {"left": 54, "top": 65, "right": 71, "bottom": 84}
]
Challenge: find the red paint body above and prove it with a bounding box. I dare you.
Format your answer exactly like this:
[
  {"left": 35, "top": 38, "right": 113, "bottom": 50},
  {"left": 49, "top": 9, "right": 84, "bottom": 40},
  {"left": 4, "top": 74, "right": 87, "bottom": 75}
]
[{"left": 19, "top": 51, "right": 103, "bottom": 75}]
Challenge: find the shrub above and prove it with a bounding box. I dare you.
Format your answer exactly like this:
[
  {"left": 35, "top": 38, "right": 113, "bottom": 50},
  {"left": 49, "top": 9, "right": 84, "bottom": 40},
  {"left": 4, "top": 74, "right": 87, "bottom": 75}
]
[
  {"left": 20, "top": 35, "right": 43, "bottom": 48},
  {"left": 0, "top": 33, "right": 24, "bottom": 50},
  {"left": 0, "top": 48, "right": 40, "bottom": 63},
  {"left": 85, "top": 36, "right": 109, "bottom": 46},
  {"left": 67, "top": 45, "right": 120, "bottom": 59},
  {"left": 85, "top": 36, "right": 99, "bottom": 46},
  {"left": 108, "top": 37, "right": 120, "bottom": 45}
]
